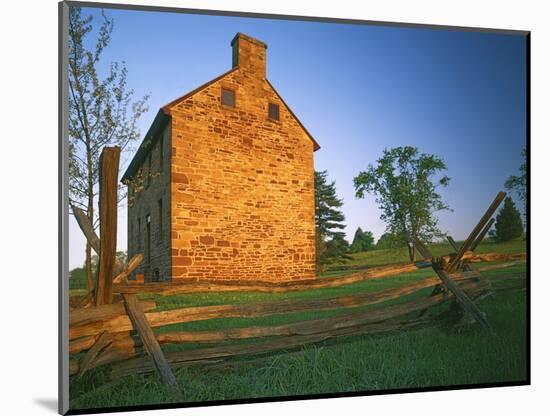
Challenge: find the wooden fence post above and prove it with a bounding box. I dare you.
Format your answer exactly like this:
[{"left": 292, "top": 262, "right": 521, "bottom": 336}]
[
  {"left": 448, "top": 192, "right": 506, "bottom": 271},
  {"left": 471, "top": 218, "right": 496, "bottom": 252},
  {"left": 123, "top": 293, "right": 181, "bottom": 396},
  {"left": 409, "top": 235, "right": 492, "bottom": 331},
  {"left": 95, "top": 146, "right": 121, "bottom": 306}
]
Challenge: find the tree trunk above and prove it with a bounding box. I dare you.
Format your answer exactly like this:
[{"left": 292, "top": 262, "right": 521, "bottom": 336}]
[
  {"left": 406, "top": 243, "right": 414, "bottom": 263},
  {"left": 85, "top": 136, "right": 95, "bottom": 297},
  {"left": 85, "top": 242, "right": 93, "bottom": 294}
]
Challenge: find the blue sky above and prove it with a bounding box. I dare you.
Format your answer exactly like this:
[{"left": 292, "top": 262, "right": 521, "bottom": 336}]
[{"left": 68, "top": 6, "right": 526, "bottom": 269}]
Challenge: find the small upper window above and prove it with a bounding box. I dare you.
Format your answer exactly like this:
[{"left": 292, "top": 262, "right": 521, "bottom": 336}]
[
  {"left": 268, "top": 103, "right": 280, "bottom": 121},
  {"left": 221, "top": 88, "right": 235, "bottom": 107}
]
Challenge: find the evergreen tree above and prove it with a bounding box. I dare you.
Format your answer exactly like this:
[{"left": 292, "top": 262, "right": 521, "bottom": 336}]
[
  {"left": 325, "top": 235, "right": 351, "bottom": 262},
  {"left": 505, "top": 148, "right": 527, "bottom": 220},
  {"left": 350, "top": 227, "right": 375, "bottom": 253},
  {"left": 494, "top": 197, "right": 523, "bottom": 242},
  {"left": 314, "top": 170, "right": 347, "bottom": 270}
]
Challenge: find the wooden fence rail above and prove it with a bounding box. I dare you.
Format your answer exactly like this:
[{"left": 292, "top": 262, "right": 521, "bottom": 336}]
[
  {"left": 69, "top": 271, "right": 526, "bottom": 377},
  {"left": 71, "top": 277, "right": 499, "bottom": 377},
  {"left": 110, "top": 253, "right": 525, "bottom": 296},
  {"left": 70, "top": 271, "right": 482, "bottom": 341}
]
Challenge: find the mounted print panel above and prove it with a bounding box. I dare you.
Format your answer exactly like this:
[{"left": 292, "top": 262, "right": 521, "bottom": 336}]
[{"left": 59, "top": 1, "right": 529, "bottom": 414}]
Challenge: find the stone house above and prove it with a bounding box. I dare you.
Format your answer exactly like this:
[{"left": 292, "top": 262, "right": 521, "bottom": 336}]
[{"left": 121, "top": 33, "right": 320, "bottom": 282}]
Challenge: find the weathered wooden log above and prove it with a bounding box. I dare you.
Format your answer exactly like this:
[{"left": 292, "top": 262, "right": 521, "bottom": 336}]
[
  {"left": 471, "top": 218, "right": 496, "bottom": 251},
  {"left": 70, "top": 203, "right": 125, "bottom": 276},
  {"left": 447, "top": 236, "right": 476, "bottom": 272},
  {"left": 87, "top": 275, "right": 523, "bottom": 352},
  {"left": 434, "top": 269, "right": 491, "bottom": 331},
  {"left": 439, "top": 251, "right": 475, "bottom": 269},
  {"left": 447, "top": 235, "right": 458, "bottom": 251},
  {"left": 72, "top": 319, "right": 424, "bottom": 377},
  {"left": 161, "top": 282, "right": 488, "bottom": 343},
  {"left": 77, "top": 331, "right": 112, "bottom": 378},
  {"left": 109, "top": 282, "right": 489, "bottom": 378},
  {"left": 409, "top": 236, "right": 433, "bottom": 260},
  {"left": 70, "top": 335, "right": 97, "bottom": 354},
  {"left": 410, "top": 235, "right": 492, "bottom": 331},
  {"left": 113, "top": 254, "right": 144, "bottom": 284},
  {"left": 112, "top": 262, "right": 422, "bottom": 295},
  {"left": 70, "top": 300, "right": 156, "bottom": 327},
  {"left": 109, "top": 251, "right": 525, "bottom": 296},
  {"left": 75, "top": 292, "right": 94, "bottom": 309},
  {"left": 108, "top": 319, "right": 435, "bottom": 378},
  {"left": 70, "top": 332, "right": 135, "bottom": 355},
  {"left": 95, "top": 147, "right": 120, "bottom": 306},
  {"left": 68, "top": 277, "right": 524, "bottom": 377},
  {"left": 70, "top": 271, "right": 479, "bottom": 340},
  {"left": 123, "top": 293, "right": 181, "bottom": 395},
  {"left": 469, "top": 252, "right": 526, "bottom": 263},
  {"left": 69, "top": 262, "right": 526, "bottom": 343},
  {"left": 71, "top": 203, "right": 101, "bottom": 256},
  {"left": 448, "top": 191, "right": 506, "bottom": 271}
]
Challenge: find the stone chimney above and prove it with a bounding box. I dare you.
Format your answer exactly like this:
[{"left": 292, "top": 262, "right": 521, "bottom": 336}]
[{"left": 231, "top": 33, "right": 267, "bottom": 78}]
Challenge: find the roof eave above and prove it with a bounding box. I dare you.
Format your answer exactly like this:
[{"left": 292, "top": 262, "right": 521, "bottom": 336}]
[
  {"left": 120, "top": 110, "right": 170, "bottom": 182},
  {"left": 265, "top": 79, "right": 321, "bottom": 152}
]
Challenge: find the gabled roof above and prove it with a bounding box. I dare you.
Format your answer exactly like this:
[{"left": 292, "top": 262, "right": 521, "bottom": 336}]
[
  {"left": 265, "top": 79, "right": 320, "bottom": 152},
  {"left": 121, "top": 67, "right": 320, "bottom": 182},
  {"left": 160, "top": 67, "right": 239, "bottom": 116},
  {"left": 120, "top": 109, "right": 170, "bottom": 182}
]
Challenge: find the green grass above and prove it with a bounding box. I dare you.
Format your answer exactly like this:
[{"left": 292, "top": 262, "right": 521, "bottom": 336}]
[
  {"left": 69, "top": 240, "right": 527, "bottom": 411},
  {"left": 330, "top": 238, "right": 526, "bottom": 270}
]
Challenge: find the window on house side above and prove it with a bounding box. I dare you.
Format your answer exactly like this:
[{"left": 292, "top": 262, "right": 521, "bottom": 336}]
[
  {"left": 268, "top": 103, "right": 280, "bottom": 121},
  {"left": 221, "top": 88, "right": 235, "bottom": 107}
]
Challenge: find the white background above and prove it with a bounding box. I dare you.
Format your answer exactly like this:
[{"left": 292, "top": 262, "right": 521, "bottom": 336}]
[{"left": 1, "top": 0, "right": 548, "bottom": 415}]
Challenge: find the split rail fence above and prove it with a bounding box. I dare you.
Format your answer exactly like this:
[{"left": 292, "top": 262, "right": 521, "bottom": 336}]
[{"left": 68, "top": 147, "right": 527, "bottom": 394}]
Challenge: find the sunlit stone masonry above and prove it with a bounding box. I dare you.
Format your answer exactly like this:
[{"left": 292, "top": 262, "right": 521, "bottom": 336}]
[{"left": 122, "top": 33, "right": 320, "bottom": 282}]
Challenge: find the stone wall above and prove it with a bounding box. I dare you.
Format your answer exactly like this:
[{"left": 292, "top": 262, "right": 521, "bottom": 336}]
[
  {"left": 127, "top": 124, "right": 172, "bottom": 282},
  {"left": 167, "top": 33, "right": 317, "bottom": 281}
]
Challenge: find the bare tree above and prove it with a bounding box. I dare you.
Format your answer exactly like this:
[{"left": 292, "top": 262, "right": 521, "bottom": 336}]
[{"left": 68, "top": 7, "right": 149, "bottom": 293}]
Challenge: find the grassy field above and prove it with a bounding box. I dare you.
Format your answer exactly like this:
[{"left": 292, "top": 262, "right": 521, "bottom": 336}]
[
  {"left": 69, "top": 239, "right": 527, "bottom": 410},
  {"left": 326, "top": 238, "right": 526, "bottom": 271}
]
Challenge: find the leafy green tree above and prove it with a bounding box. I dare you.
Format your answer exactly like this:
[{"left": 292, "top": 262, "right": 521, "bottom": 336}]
[
  {"left": 349, "top": 227, "right": 375, "bottom": 253},
  {"left": 314, "top": 170, "right": 347, "bottom": 270},
  {"left": 375, "top": 232, "right": 400, "bottom": 249},
  {"left": 68, "top": 7, "right": 149, "bottom": 292},
  {"left": 494, "top": 197, "right": 523, "bottom": 242},
  {"left": 353, "top": 146, "right": 451, "bottom": 262},
  {"left": 505, "top": 148, "right": 527, "bottom": 220}
]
